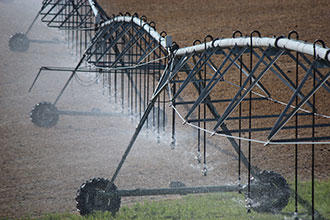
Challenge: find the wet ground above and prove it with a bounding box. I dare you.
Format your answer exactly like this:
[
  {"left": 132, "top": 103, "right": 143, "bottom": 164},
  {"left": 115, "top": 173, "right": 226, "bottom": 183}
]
[
  {"left": 0, "top": 1, "right": 242, "bottom": 218},
  {"left": 0, "top": 0, "right": 330, "bottom": 219}
]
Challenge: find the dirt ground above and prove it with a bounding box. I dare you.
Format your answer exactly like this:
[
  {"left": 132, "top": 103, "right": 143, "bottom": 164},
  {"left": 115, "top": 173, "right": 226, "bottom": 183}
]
[{"left": 0, "top": 0, "right": 329, "bottom": 219}]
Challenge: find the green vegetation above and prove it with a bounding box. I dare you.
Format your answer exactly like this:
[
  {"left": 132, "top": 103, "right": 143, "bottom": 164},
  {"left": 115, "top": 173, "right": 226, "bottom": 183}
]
[
  {"left": 283, "top": 180, "right": 330, "bottom": 218},
  {"left": 26, "top": 180, "right": 330, "bottom": 220}
]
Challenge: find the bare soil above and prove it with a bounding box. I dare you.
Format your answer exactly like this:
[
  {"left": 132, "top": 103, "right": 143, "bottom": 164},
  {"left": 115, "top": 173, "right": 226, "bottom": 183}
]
[{"left": 0, "top": 0, "right": 329, "bottom": 218}]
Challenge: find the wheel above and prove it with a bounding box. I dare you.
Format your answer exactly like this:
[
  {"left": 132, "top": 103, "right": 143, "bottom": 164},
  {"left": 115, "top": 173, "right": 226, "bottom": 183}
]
[
  {"left": 245, "top": 170, "right": 291, "bottom": 213},
  {"left": 9, "top": 33, "right": 30, "bottom": 52},
  {"left": 76, "top": 178, "right": 121, "bottom": 216},
  {"left": 30, "top": 102, "right": 59, "bottom": 128}
]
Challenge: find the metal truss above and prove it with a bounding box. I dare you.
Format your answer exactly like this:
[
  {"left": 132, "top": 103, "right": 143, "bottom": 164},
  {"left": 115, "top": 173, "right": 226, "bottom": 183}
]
[
  {"left": 102, "top": 22, "right": 330, "bottom": 218},
  {"left": 89, "top": 16, "right": 169, "bottom": 130},
  {"left": 81, "top": 14, "right": 170, "bottom": 131},
  {"left": 30, "top": 13, "right": 170, "bottom": 134},
  {"left": 168, "top": 36, "right": 330, "bottom": 146},
  {"left": 39, "top": 0, "right": 109, "bottom": 55},
  {"left": 23, "top": 2, "right": 330, "bottom": 217},
  {"left": 40, "top": 1, "right": 106, "bottom": 32},
  {"left": 9, "top": 0, "right": 107, "bottom": 54}
]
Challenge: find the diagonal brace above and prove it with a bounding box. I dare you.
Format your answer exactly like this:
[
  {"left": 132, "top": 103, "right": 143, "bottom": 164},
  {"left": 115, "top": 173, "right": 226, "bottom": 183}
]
[
  {"left": 172, "top": 49, "right": 216, "bottom": 101},
  {"left": 213, "top": 49, "right": 284, "bottom": 131},
  {"left": 267, "top": 69, "right": 330, "bottom": 141},
  {"left": 184, "top": 47, "right": 247, "bottom": 120}
]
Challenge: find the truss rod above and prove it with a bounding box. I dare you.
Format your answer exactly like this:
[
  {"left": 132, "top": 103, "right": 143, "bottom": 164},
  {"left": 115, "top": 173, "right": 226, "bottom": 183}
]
[
  {"left": 204, "top": 48, "right": 271, "bottom": 98},
  {"left": 187, "top": 112, "right": 314, "bottom": 122},
  {"left": 53, "top": 54, "right": 87, "bottom": 105},
  {"left": 184, "top": 46, "right": 247, "bottom": 120},
  {"left": 268, "top": 61, "right": 321, "bottom": 139},
  {"left": 25, "top": 3, "right": 48, "bottom": 35},
  {"left": 175, "top": 97, "right": 267, "bottom": 105},
  {"left": 28, "top": 66, "right": 101, "bottom": 92},
  {"left": 215, "top": 123, "right": 330, "bottom": 134},
  {"left": 267, "top": 71, "right": 330, "bottom": 142},
  {"left": 46, "top": 0, "right": 71, "bottom": 26},
  {"left": 104, "top": 25, "right": 147, "bottom": 66},
  {"left": 176, "top": 62, "right": 260, "bottom": 177},
  {"left": 172, "top": 50, "right": 216, "bottom": 101},
  {"left": 213, "top": 49, "right": 284, "bottom": 131},
  {"left": 288, "top": 52, "right": 330, "bottom": 93},
  {"left": 109, "top": 81, "right": 161, "bottom": 186},
  {"left": 57, "top": 0, "right": 86, "bottom": 29},
  {"left": 41, "top": 0, "right": 62, "bottom": 22},
  {"left": 253, "top": 48, "right": 314, "bottom": 109},
  {"left": 87, "top": 23, "right": 131, "bottom": 62}
]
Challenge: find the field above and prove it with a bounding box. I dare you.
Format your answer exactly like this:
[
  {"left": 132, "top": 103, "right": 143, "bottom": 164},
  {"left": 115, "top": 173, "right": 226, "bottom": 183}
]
[
  {"left": 96, "top": 0, "right": 330, "bottom": 180},
  {"left": 0, "top": 0, "right": 329, "bottom": 219},
  {"left": 23, "top": 181, "right": 330, "bottom": 220}
]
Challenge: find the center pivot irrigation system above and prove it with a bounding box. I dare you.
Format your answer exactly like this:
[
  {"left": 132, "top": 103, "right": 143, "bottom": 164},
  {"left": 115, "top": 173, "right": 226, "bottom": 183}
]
[{"left": 11, "top": 0, "right": 330, "bottom": 219}]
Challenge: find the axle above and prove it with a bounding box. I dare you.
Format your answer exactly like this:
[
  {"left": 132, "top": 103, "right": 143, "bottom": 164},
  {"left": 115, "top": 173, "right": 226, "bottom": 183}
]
[{"left": 99, "top": 184, "right": 262, "bottom": 198}]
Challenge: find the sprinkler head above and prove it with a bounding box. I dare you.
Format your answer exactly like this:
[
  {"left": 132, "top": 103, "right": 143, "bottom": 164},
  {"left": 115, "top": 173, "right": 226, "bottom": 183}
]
[
  {"left": 202, "top": 164, "right": 208, "bottom": 176},
  {"left": 170, "top": 138, "right": 176, "bottom": 149},
  {"left": 195, "top": 152, "right": 202, "bottom": 164}
]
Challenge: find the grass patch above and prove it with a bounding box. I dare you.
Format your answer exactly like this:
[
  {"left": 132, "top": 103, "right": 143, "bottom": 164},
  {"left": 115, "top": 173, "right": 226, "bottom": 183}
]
[
  {"left": 284, "top": 180, "right": 330, "bottom": 218},
  {"left": 26, "top": 180, "right": 330, "bottom": 220}
]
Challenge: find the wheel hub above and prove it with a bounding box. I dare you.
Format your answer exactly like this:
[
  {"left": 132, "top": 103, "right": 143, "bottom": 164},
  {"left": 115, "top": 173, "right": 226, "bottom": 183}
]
[
  {"left": 30, "top": 102, "right": 59, "bottom": 128},
  {"left": 245, "top": 170, "right": 291, "bottom": 213},
  {"left": 76, "top": 178, "right": 121, "bottom": 216},
  {"left": 9, "top": 33, "right": 30, "bottom": 52}
]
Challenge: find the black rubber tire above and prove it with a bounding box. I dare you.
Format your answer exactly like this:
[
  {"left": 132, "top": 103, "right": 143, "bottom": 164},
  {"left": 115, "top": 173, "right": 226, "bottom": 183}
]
[
  {"left": 76, "top": 178, "right": 121, "bottom": 216},
  {"left": 245, "top": 170, "right": 291, "bottom": 213},
  {"left": 9, "top": 33, "right": 30, "bottom": 52},
  {"left": 30, "top": 102, "right": 59, "bottom": 128}
]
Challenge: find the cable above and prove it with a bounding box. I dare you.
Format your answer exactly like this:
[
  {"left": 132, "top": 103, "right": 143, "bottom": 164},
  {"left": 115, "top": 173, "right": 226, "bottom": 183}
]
[
  {"left": 87, "top": 56, "right": 168, "bottom": 71},
  {"left": 169, "top": 102, "right": 330, "bottom": 145},
  {"left": 222, "top": 77, "right": 330, "bottom": 119}
]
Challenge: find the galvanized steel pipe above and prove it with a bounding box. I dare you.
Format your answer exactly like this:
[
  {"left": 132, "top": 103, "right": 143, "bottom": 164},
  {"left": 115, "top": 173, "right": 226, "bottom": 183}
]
[{"left": 176, "top": 37, "right": 330, "bottom": 62}]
